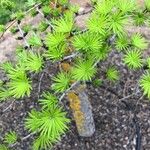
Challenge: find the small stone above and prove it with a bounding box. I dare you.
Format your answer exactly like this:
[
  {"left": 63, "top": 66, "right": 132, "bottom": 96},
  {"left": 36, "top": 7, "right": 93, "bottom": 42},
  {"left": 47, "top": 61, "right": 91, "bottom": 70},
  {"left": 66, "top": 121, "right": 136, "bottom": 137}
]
[
  {"left": 78, "top": 7, "right": 85, "bottom": 15},
  {"left": 75, "top": 143, "right": 78, "bottom": 146},
  {"left": 67, "top": 83, "right": 95, "bottom": 137}
]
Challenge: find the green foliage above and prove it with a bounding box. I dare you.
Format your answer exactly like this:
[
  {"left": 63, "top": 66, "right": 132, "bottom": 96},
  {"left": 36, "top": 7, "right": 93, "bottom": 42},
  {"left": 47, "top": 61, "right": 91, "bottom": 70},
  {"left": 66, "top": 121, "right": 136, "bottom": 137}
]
[
  {"left": 147, "top": 57, "right": 150, "bottom": 69},
  {"left": 133, "top": 11, "right": 146, "bottom": 26},
  {"left": 92, "top": 44, "right": 110, "bottom": 60},
  {"left": 58, "top": 0, "right": 69, "bottom": 5},
  {"left": 4, "top": 131, "right": 18, "bottom": 144},
  {"left": 16, "top": 51, "right": 28, "bottom": 66},
  {"left": 25, "top": 106, "right": 69, "bottom": 149},
  {"left": 14, "top": 11, "right": 25, "bottom": 21},
  {"left": 8, "top": 67, "right": 26, "bottom": 81},
  {"left": 0, "top": 9, "right": 11, "bottom": 24},
  {"left": 95, "top": 0, "right": 137, "bottom": 15},
  {"left": 38, "top": 21, "right": 48, "bottom": 32},
  {"left": 131, "top": 33, "right": 148, "bottom": 50},
  {"left": 45, "top": 32, "right": 66, "bottom": 49},
  {"left": 26, "top": 108, "right": 69, "bottom": 137},
  {"left": 123, "top": 49, "right": 143, "bottom": 69},
  {"left": 44, "top": 32, "right": 66, "bottom": 61},
  {"left": 15, "top": 45, "right": 25, "bottom": 53},
  {"left": 39, "top": 92, "right": 58, "bottom": 109},
  {"left": 8, "top": 74, "right": 32, "bottom": 98},
  {"left": 106, "top": 66, "right": 119, "bottom": 81},
  {"left": 0, "top": 0, "right": 27, "bottom": 24},
  {"left": 140, "top": 71, "right": 150, "bottom": 98},
  {"left": 30, "top": 9, "right": 38, "bottom": 17},
  {"left": 0, "top": 60, "right": 32, "bottom": 98},
  {"left": 32, "top": 135, "right": 55, "bottom": 150},
  {"left": 28, "top": 34, "right": 42, "bottom": 47},
  {"left": 0, "top": 25, "right": 5, "bottom": 32},
  {"left": 73, "top": 32, "right": 102, "bottom": 53},
  {"left": 0, "top": 87, "right": 10, "bottom": 102},
  {"left": 44, "top": 32, "right": 67, "bottom": 61},
  {"left": 145, "top": 0, "right": 150, "bottom": 11},
  {"left": 52, "top": 72, "right": 71, "bottom": 93},
  {"left": 0, "top": 144, "right": 8, "bottom": 150},
  {"left": 1, "top": 63, "right": 25, "bottom": 79},
  {"left": 42, "top": 5, "right": 51, "bottom": 16},
  {"left": 22, "top": 25, "right": 31, "bottom": 33},
  {"left": 87, "top": 13, "right": 108, "bottom": 35},
  {"left": 0, "top": 0, "right": 14, "bottom": 8},
  {"left": 44, "top": 47, "right": 66, "bottom": 61},
  {"left": 95, "top": 0, "right": 114, "bottom": 15},
  {"left": 108, "top": 12, "right": 128, "bottom": 37},
  {"left": 1, "top": 61, "right": 13, "bottom": 73},
  {"left": 26, "top": 0, "right": 36, "bottom": 7},
  {"left": 10, "top": 27, "right": 18, "bottom": 34},
  {"left": 117, "top": 0, "right": 136, "bottom": 13},
  {"left": 69, "top": 4, "right": 79, "bottom": 13},
  {"left": 52, "top": 13, "right": 74, "bottom": 33},
  {"left": 72, "top": 59, "right": 96, "bottom": 81},
  {"left": 115, "top": 36, "right": 129, "bottom": 51},
  {"left": 92, "top": 79, "right": 102, "bottom": 87},
  {"left": 25, "top": 51, "right": 44, "bottom": 73}
]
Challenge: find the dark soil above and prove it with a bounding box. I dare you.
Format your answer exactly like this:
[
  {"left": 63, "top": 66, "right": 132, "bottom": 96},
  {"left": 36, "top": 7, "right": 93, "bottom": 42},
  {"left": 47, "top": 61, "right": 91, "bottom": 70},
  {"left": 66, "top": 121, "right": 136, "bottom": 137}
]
[{"left": 52, "top": 51, "right": 150, "bottom": 150}]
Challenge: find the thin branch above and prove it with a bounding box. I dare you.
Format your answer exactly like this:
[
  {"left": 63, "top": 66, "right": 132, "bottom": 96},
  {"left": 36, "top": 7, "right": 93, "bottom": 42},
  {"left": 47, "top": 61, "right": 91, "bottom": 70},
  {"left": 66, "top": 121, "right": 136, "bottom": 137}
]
[
  {"left": 36, "top": 7, "right": 54, "bottom": 29},
  {"left": 2, "top": 100, "right": 15, "bottom": 113},
  {"left": 17, "top": 23, "right": 30, "bottom": 48},
  {"left": 59, "top": 81, "right": 79, "bottom": 102},
  {"left": 119, "top": 83, "right": 141, "bottom": 101},
  {"left": 71, "top": 29, "right": 88, "bottom": 35},
  {"left": 94, "top": 59, "right": 100, "bottom": 67},
  {"left": 43, "top": 70, "right": 54, "bottom": 78},
  {"left": 62, "top": 52, "right": 79, "bottom": 61},
  {"left": 22, "top": 132, "right": 36, "bottom": 141},
  {"left": 9, "top": 132, "right": 36, "bottom": 148},
  {"left": 118, "top": 91, "right": 140, "bottom": 101},
  {"left": 0, "top": 20, "right": 16, "bottom": 39},
  {"left": 58, "top": 58, "right": 101, "bottom": 102},
  {"left": 37, "top": 72, "right": 45, "bottom": 99}
]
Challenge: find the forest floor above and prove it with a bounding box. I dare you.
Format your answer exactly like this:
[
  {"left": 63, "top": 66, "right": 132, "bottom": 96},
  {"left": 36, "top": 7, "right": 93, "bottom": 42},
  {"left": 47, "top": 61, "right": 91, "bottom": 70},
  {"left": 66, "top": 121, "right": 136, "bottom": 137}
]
[{"left": 1, "top": 0, "right": 150, "bottom": 150}]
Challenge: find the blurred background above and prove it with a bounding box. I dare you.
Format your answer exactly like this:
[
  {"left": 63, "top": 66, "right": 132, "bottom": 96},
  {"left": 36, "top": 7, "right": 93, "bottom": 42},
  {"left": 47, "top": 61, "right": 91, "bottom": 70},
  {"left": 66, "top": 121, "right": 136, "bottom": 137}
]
[{"left": 0, "top": 0, "right": 29, "bottom": 24}]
